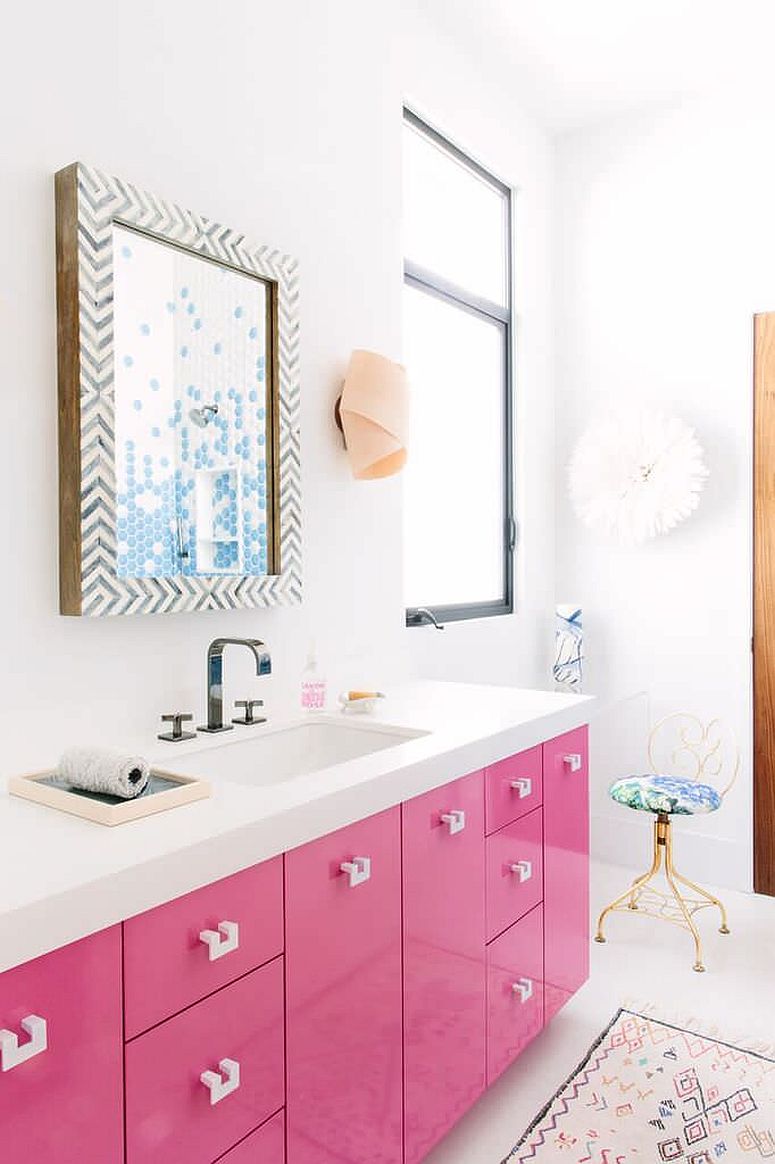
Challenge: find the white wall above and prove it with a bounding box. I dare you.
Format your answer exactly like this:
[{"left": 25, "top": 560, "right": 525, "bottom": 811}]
[
  {"left": 555, "top": 97, "right": 770, "bottom": 890},
  {"left": 0, "top": 0, "right": 556, "bottom": 775},
  {"left": 6, "top": 0, "right": 756, "bottom": 891}
]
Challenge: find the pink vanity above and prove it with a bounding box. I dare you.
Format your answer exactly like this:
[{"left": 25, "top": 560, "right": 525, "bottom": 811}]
[{"left": 0, "top": 725, "right": 588, "bottom": 1164}]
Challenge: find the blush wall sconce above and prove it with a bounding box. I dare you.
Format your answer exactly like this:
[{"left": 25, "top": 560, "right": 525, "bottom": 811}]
[{"left": 334, "top": 349, "right": 408, "bottom": 479}]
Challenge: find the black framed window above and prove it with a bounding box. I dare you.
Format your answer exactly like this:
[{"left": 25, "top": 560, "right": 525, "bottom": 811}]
[{"left": 402, "top": 108, "right": 515, "bottom": 626}]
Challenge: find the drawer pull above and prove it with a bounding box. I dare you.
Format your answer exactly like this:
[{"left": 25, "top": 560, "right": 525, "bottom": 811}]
[
  {"left": 563, "top": 753, "right": 583, "bottom": 772},
  {"left": 0, "top": 1015, "right": 47, "bottom": 1072},
  {"left": 509, "top": 859, "right": 533, "bottom": 883},
  {"left": 510, "top": 777, "right": 532, "bottom": 798},
  {"left": 440, "top": 809, "right": 466, "bottom": 835},
  {"left": 199, "top": 921, "right": 240, "bottom": 961},
  {"left": 200, "top": 1057, "right": 240, "bottom": 1105},
  {"left": 511, "top": 978, "right": 533, "bottom": 1004},
  {"left": 340, "top": 856, "right": 371, "bottom": 888}
]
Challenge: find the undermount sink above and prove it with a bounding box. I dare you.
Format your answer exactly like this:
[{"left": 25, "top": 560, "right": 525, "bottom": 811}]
[{"left": 166, "top": 718, "right": 428, "bottom": 788}]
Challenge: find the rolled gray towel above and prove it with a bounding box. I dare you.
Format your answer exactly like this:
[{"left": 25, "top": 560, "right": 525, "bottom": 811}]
[{"left": 56, "top": 746, "right": 150, "bottom": 799}]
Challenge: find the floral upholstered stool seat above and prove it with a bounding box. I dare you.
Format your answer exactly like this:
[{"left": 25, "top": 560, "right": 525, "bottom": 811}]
[
  {"left": 596, "top": 716, "right": 738, "bottom": 973},
  {"left": 609, "top": 774, "right": 721, "bottom": 816}
]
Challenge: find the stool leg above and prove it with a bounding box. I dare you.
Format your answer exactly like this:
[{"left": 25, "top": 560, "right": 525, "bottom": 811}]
[
  {"left": 595, "top": 815, "right": 662, "bottom": 943},
  {"left": 663, "top": 820, "right": 705, "bottom": 972},
  {"left": 670, "top": 867, "right": 730, "bottom": 935},
  {"left": 628, "top": 872, "right": 646, "bottom": 910}
]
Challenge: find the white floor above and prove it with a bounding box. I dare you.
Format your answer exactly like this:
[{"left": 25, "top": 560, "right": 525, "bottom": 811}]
[{"left": 428, "top": 860, "right": 775, "bottom": 1163}]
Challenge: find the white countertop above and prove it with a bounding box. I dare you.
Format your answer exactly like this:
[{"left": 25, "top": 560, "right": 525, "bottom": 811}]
[{"left": 0, "top": 681, "right": 593, "bottom": 974}]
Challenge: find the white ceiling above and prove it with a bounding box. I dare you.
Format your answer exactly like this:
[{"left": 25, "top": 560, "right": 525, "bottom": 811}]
[{"left": 413, "top": 0, "right": 775, "bottom": 132}]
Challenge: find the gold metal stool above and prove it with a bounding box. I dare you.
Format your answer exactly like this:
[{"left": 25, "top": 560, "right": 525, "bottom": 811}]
[{"left": 595, "top": 714, "right": 738, "bottom": 973}]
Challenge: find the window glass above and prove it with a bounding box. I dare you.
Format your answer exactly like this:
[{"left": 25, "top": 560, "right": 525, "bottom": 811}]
[
  {"left": 403, "top": 284, "right": 506, "bottom": 608},
  {"left": 403, "top": 120, "right": 508, "bottom": 307}
]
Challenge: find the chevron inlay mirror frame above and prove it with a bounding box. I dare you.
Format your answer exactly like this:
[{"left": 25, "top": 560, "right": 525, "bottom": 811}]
[{"left": 55, "top": 162, "right": 301, "bottom": 617}]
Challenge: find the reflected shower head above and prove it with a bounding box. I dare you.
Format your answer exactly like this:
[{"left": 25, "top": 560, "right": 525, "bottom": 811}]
[{"left": 189, "top": 402, "right": 219, "bottom": 428}]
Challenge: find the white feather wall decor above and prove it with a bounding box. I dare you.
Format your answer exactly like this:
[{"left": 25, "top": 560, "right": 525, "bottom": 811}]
[{"left": 568, "top": 411, "right": 708, "bottom": 545}]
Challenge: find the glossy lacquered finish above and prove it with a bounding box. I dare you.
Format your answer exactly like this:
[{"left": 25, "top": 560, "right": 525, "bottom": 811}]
[
  {"left": 0, "top": 926, "right": 123, "bottom": 1164},
  {"left": 125, "top": 957, "right": 284, "bottom": 1164},
  {"left": 402, "top": 770, "right": 486, "bottom": 1164},
  {"left": 124, "top": 857, "right": 283, "bottom": 1039},
  {"left": 486, "top": 807, "right": 543, "bottom": 942},
  {"left": 543, "top": 726, "right": 590, "bottom": 1021},
  {"left": 285, "top": 807, "right": 402, "bottom": 1164},
  {"left": 218, "top": 1110, "right": 285, "bottom": 1162},
  {"left": 486, "top": 905, "right": 544, "bottom": 1084},
  {"left": 0, "top": 721, "right": 589, "bottom": 1164},
  {"left": 485, "top": 745, "right": 543, "bottom": 835}
]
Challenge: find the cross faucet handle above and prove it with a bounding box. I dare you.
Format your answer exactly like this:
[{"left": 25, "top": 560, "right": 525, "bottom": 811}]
[
  {"left": 232, "top": 699, "right": 266, "bottom": 726},
  {"left": 158, "top": 712, "right": 196, "bottom": 742}
]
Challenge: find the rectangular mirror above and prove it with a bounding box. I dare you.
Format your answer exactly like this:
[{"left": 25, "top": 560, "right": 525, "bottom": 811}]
[{"left": 55, "top": 163, "right": 300, "bottom": 616}]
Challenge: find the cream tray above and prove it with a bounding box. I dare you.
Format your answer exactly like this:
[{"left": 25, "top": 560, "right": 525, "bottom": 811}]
[{"left": 8, "top": 769, "right": 210, "bottom": 826}]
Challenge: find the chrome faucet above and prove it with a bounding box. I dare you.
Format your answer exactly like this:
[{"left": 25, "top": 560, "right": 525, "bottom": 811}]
[{"left": 198, "top": 638, "right": 271, "bottom": 733}]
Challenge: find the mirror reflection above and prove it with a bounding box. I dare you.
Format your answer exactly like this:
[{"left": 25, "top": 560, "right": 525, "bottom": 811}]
[{"left": 112, "top": 223, "right": 273, "bottom": 578}]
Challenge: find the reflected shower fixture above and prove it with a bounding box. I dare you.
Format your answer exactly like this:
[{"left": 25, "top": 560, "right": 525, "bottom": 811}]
[{"left": 189, "top": 402, "right": 219, "bottom": 428}]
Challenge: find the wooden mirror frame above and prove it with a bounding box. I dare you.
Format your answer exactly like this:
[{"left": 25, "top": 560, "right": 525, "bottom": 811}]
[{"left": 55, "top": 162, "right": 301, "bottom": 616}]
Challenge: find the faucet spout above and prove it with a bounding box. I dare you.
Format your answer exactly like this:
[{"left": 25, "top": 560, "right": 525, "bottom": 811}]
[{"left": 199, "top": 638, "right": 271, "bottom": 733}]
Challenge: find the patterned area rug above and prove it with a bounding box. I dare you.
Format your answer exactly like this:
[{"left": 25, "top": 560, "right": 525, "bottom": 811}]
[{"left": 505, "top": 1008, "right": 775, "bottom": 1162}]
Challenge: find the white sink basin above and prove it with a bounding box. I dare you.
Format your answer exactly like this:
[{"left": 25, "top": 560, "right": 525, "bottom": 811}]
[{"left": 166, "top": 718, "right": 428, "bottom": 788}]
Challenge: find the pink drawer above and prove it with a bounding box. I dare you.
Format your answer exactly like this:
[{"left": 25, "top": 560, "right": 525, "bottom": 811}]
[
  {"left": 218, "top": 1110, "right": 285, "bottom": 1162},
  {"left": 124, "top": 857, "right": 283, "bottom": 1038},
  {"left": 487, "top": 906, "right": 544, "bottom": 1085},
  {"left": 486, "top": 807, "right": 543, "bottom": 941},
  {"left": 485, "top": 745, "right": 542, "bottom": 835},
  {"left": 0, "top": 927, "right": 123, "bottom": 1164},
  {"left": 126, "top": 956, "right": 284, "bottom": 1164}
]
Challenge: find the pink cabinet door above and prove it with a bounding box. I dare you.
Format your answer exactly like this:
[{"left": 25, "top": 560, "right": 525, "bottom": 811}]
[
  {"left": 402, "top": 770, "right": 486, "bottom": 1164},
  {"left": 219, "top": 1111, "right": 285, "bottom": 1162},
  {"left": 124, "top": 856, "right": 283, "bottom": 1039},
  {"left": 485, "top": 745, "right": 543, "bottom": 835},
  {"left": 487, "top": 906, "right": 544, "bottom": 1084},
  {"left": 543, "top": 726, "right": 589, "bottom": 1021},
  {"left": 0, "top": 926, "right": 123, "bottom": 1164},
  {"left": 125, "top": 957, "right": 284, "bottom": 1164},
  {"left": 285, "top": 807, "right": 402, "bottom": 1164},
  {"left": 486, "top": 807, "right": 543, "bottom": 942}
]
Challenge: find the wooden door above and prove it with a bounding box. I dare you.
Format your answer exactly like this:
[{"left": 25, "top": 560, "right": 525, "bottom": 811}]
[{"left": 754, "top": 313, "right": 775, "bottom": 895}]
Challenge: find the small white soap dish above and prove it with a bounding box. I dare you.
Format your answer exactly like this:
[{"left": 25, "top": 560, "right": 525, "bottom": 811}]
[{"left": 338, "top": 691, "right": 385, "bottom": 715}]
